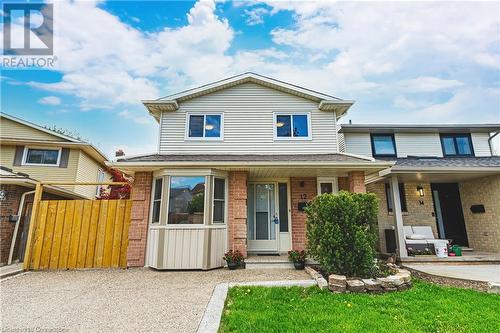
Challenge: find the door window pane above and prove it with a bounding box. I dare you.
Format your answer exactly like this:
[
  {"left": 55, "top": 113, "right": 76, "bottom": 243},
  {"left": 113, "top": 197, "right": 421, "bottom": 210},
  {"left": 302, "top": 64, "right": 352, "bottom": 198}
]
[
  {"left": 442, "top": 137, "right": 456, "bottom": 155},
  {"left": 188, "top": 115, "right": 204, "bottom": 137},
  {"left": 372, "top": 135, "right": 396, "bottom": 156},
  {"left": 168, "top": 176, "right": 205, "bottom": 224},
  {"left": 320, "top": 182, "right": 333, "bottom": 194},
  {"left": 292, "top": 115, "right": 308, "bottom": 137},
  {"left": 278, "top": 183, "right": 288, "bottom": 232},
  {"left": 276, "top": 115, "right": 291, "bottom": 137},
  {"left": 213, "top": 178, "right": 225, "bottom": 223}
]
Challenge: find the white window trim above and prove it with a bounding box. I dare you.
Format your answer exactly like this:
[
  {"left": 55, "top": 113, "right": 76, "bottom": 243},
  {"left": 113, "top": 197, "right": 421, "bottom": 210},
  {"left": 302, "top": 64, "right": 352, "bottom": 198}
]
[
  {"left": 150, "top": 177, "right": 164, "bottom": 224},
  {"left": 166, "top": 175, "right": 208, "bottom": 226},
  {"left": 22, "top": 146, "right": 62, "bottom": 167},
  {"left": 317, "top": 177, "right": 339, "bottom": 195},
  {"left": 273, "top": 112, "right": 312, "bottom": 141},
  {"left": 184, "top": 112, "right": 224, "bottom": 141},
  {"left": 95, "top": 168, "right": 106, "bottom": 197},
  {"left": 212, "top": 177, "right": 227, "bottom": 225}
]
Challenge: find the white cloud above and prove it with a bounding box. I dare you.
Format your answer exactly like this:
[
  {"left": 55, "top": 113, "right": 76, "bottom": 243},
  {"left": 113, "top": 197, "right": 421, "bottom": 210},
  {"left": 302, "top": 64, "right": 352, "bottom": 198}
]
[
  {"left": 244, "top": 7, "right": 270, "bottom": 25},
  {"left": 38, "top": 96, "right": 61, "bottom": 105},
  {"left": 118, "top": 110, "right": 153, "bottom": 125},
  {"left": 18, "top": 0, "right": 500, "bottom": 126},
  {"left": 396, "top": 77, "right": 464, "bottom": 93}
]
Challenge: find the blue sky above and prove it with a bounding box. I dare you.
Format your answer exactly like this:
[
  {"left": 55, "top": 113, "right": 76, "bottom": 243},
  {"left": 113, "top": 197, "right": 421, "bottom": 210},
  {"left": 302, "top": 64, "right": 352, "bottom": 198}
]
[{"left": 1, "top": 0, "right": 499, "bottom": 159}]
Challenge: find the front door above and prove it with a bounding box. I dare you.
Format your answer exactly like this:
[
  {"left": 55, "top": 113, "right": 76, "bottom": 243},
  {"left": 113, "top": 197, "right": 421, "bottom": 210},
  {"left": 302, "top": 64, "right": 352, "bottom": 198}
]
[
  {"left": 431, "top": 183, "right": 469, "bottom": 246},
  {"left": 247, "top": 183, "right": 279, "bottom": 252}
]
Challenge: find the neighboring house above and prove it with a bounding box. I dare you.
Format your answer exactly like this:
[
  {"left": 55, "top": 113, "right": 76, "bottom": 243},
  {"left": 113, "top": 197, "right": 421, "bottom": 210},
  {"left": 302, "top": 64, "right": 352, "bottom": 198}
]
[
  {"left": 111, "top": 73, "right": 393, "bottom": 269},
  {"left": 340, "top": 124, "right": 500, "bottom": 257},
  {"left": 0, "top": 112, "right": 109, "bottom": 265}
]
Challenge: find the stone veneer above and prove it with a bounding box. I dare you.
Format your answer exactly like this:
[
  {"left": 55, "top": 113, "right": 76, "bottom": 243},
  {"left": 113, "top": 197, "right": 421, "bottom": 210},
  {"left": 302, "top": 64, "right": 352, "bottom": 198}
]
[
  {"left": 459, "top": 174, "right": 500, "bottom": 253},
  {"left": 127, "top": 171, "right": 152, "bottom": 267}
]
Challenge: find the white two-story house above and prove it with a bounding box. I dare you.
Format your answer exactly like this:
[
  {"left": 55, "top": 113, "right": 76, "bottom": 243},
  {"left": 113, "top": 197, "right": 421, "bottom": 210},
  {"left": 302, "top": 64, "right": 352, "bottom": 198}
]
[
  {"left": 341, "top": 124, "right": 500, "bottom": 259},
  {"left": 112, "top": 73, "right": 393, "bottom": 269},
  {"left": 112, "top": 73, "right": 500, "bottom": 269}
]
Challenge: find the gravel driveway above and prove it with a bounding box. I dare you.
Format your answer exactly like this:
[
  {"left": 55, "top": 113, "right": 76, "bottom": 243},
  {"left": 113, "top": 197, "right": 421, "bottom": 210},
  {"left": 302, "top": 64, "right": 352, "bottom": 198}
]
[{"left": 0, "top": 268, "right": 309, "bottom": 332}]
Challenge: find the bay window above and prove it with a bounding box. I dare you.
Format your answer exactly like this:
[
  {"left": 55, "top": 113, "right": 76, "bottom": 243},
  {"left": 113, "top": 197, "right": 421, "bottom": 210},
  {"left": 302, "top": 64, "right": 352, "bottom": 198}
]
[
  {"left": 213, "top": 178, "right": 225, "bottom": 224},
  {"left": 168, "top": 176, "right": 205, "bottom": 225}
]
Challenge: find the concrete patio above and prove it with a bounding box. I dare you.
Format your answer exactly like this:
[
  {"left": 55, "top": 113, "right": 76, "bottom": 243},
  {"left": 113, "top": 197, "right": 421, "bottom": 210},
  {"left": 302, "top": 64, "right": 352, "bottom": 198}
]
[{"left": 404, "top": 264, "right": 500, "bottom": 283}]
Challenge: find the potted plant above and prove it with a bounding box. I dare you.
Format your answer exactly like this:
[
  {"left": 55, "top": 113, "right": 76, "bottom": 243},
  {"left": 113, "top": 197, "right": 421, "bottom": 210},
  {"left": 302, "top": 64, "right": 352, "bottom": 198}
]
[
  {"left": 223, "top": 250, "right": 244, "bottom": 270},
  {"left": 288, "top": 250, "right": 307, "bottom": 270}
]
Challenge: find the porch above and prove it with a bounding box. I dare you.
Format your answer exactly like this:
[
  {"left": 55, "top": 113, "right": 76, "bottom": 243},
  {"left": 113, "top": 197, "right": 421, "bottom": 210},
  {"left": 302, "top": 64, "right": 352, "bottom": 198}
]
[
  {"left": 368, "top": 160, "right": 500, "bottom": 260},
  {"left": 400, "top": 251, "right": 500, "bottom": 264}
]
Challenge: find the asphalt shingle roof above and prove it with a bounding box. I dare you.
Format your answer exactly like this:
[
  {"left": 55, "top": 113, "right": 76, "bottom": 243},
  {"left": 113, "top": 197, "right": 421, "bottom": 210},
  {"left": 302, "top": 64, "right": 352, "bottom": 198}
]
[
  {"left": 117, "top": 153, "right": 375, "bottom": 163},
  {"left": 393, "top": 156, "right": 500, "bottom": 168}
]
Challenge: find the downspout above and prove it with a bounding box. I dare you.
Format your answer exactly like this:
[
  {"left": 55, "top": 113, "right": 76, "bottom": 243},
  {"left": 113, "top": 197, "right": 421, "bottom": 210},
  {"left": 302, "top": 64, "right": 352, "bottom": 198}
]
[
  {"left": 8, "top": 190, "right": 36, "bottom": 265},
  {"left": 488, "top": 131, "right": 499, "bottom": 156}
]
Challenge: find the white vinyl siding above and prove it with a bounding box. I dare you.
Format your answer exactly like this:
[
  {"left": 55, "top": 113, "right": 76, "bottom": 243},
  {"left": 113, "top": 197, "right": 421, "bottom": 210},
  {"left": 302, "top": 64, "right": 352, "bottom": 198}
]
[
  {"left": 159, "top": 83, "right": 338, "bottom": 154},
  {"left": 471, "top": 132, "right": 492, "bottom": 157},
  {"left": 395, "top": 133, "right": 443, "bottom": 158},
  {"left": 344, "top": 133, "right": 372, "bottom": 157}
]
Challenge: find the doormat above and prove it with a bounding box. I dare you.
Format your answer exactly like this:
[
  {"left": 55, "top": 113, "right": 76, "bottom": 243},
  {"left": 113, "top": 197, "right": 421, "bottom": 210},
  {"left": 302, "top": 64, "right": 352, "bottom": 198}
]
[{"left": 257, "top": 253, "right": 280, "bottom": 256}]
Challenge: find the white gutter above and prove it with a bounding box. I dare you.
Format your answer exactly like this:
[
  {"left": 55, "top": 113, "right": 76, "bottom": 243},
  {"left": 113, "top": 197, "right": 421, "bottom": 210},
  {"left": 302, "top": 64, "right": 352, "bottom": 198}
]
[
  {"left": 108, "top": 161, "right": 393, "bottom": 168},
  {"left": 8, "top": 190, "right": 35, "bottom": 265},
  {"left": 380, "top": 166, "right": 500, "bottom": 177}
]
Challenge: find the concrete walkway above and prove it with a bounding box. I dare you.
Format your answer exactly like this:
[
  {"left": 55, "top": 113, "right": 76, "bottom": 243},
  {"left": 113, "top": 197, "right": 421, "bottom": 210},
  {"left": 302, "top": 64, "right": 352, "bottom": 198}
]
[
  {"left": 0, "top": 263, "right": 23, "bottom": 279},
  {"left": 405, "top": 264, "right": 500, "bottom": 283},
  {"left": 0, "top": 268, "right": 309, "bottom": 333}
]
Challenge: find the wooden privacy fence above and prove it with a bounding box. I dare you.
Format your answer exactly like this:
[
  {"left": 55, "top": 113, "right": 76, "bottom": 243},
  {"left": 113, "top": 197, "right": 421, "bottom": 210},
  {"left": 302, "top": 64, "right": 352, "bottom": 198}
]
[{"left": 27, "top": 199, "right": 132, "bottom": 270}]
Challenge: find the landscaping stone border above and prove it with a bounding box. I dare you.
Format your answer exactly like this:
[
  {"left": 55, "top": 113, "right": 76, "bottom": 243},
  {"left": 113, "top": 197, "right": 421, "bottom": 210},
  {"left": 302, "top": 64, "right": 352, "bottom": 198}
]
[{"left": 305, "top": 264, "right": 413, "bottom": 293}]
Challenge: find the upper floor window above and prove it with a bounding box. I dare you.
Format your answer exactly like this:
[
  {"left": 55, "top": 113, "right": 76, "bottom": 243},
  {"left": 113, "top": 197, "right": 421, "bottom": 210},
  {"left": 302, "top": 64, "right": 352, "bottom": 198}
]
[
  {"left": 371, "top": 134, "right": 396, "bottom": 157},
  {"left": 23, "top": 147, "right": 61, "bottom": 166},
  {"left": 187, "top": 114, "right": 222, "bottom": 139},
  {"left": 274, "top": 113, "right": 311, "bottom": 140},
  {"left": 440, "top": 134, "right": 474, "bottom": 156}
]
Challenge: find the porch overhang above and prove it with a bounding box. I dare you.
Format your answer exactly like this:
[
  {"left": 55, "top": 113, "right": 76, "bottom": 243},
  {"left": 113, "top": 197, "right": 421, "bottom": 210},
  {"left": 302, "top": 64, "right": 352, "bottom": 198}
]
[
  {"left": 375, "top": 167, "right": 500, "bottom": 183},
  {"left": 107, "top": 153, "right": 394, "bottom": 177}
]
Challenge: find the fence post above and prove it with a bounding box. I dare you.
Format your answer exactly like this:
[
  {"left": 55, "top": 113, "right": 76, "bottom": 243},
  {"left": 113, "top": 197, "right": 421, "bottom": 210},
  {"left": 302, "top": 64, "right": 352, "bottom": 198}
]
[{"left": 23, "top": 183, "right": 43, "bottom": 270}]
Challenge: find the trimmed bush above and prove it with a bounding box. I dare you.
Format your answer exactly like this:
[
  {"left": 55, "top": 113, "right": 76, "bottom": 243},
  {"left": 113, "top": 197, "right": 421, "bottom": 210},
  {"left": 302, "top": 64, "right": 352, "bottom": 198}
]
[{"left": 305, "top": 191, "right": 379, "bottom": 278}]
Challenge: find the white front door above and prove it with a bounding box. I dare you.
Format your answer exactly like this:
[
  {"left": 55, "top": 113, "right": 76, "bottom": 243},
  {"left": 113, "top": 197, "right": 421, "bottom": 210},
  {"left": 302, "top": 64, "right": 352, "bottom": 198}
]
[{"left": 247, "top": 183, "right": 279, "bottom": 252}]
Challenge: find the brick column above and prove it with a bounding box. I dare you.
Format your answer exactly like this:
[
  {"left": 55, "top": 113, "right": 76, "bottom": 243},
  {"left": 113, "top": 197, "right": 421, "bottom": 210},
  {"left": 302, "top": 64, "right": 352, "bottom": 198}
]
[
  {"left": 348, "top": 171, "right": 366, "bottom": 193},
  {"left": 227, "top": 171, "right": 248, "bottom": 257},
  {"left": 290, "top": 177, "right": 317, "bottom": 251},
  {"left": 127, "top": 171, "right": 152, "bottom": 267},
  {"left": 338, "top": 177, "right": 349, "bottom": 191}
]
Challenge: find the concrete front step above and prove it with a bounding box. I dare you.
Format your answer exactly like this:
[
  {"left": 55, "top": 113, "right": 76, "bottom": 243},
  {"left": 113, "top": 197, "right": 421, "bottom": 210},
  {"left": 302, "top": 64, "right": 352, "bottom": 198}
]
[{"left": 245, "top": 255, "right": 295, "bottom": 269}]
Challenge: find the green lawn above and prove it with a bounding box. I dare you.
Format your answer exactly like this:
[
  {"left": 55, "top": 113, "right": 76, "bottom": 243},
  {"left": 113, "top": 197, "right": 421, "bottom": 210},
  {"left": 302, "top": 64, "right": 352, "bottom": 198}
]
[{"left": 219, "top": 280, "right": 500, "bottom": 333}]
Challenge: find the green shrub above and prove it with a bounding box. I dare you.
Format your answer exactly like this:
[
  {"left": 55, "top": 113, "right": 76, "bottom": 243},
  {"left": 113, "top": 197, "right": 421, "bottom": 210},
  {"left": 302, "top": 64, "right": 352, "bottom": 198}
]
[{"left": 305, "top": 191, "right": 379, "bottom": 277}]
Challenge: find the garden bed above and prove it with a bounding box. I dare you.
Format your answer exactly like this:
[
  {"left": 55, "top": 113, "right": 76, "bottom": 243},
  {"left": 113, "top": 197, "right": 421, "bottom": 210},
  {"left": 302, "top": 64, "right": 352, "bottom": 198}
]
[{"left": 305, "top": 264, "right": 412, "bottom": 293}]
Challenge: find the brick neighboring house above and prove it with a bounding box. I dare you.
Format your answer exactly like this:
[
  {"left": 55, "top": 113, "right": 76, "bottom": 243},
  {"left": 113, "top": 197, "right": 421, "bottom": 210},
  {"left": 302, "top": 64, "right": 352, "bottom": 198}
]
[
  {"left": 0, "top": 113, "right": 109, "bottom": 266},
  {"left": 340, "top": 124, "right": 500, "bottom": 258},
  {"left": 110, "top": 73, "right": 500, "bottom": 270}
]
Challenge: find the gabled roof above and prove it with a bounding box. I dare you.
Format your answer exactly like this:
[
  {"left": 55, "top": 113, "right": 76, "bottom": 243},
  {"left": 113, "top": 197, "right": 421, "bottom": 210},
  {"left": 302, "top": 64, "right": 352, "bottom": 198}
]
[
  {"left": 1, "top": 112, "right": 83, "bottom": 142},
  {"left": 142, "top": 73, "right": 354, "bottom": 121},
  {"left": 340, "top": 123, "right": 500, "bottom": 133},
  {"left": 0, "top": 112, "right": 109, "bottom": 164}
]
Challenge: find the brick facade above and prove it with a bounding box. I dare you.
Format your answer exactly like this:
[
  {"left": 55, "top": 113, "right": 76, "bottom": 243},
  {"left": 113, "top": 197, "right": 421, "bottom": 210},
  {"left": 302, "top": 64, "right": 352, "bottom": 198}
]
[
  {"left": 460, "top": 175, "right": 500, "bottom": 253},
  {"left": 0, "top": 185, "right": 30, "bottom": 264},
  {"left": 227, "top": 171, "right": 248, "bottom": 256},
  {"left": 348, "top": 171, "right": 366, "bottom": 193},
  {"left": 338, "top": 177, "right": 349, "bottom": 191},
  {"left": 290, "top": 177, "right": 317, "bottom": 251},
  {"left": 367, "top": 182, "right": 436, "bottom": 253},
  {"left": 127, "top": 171, "right": 152, "bottom": 267}
]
